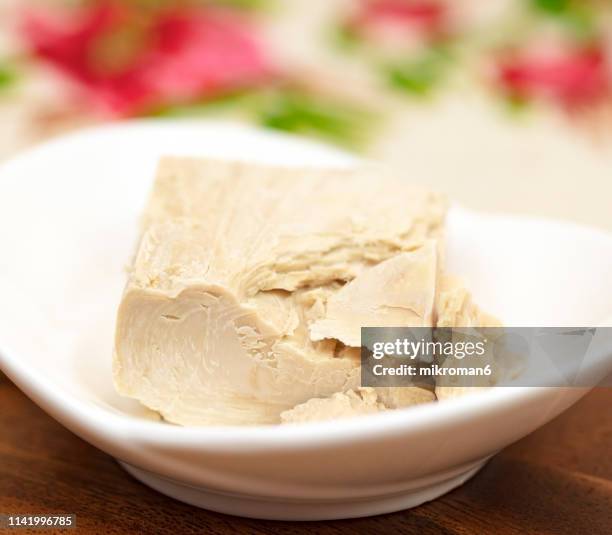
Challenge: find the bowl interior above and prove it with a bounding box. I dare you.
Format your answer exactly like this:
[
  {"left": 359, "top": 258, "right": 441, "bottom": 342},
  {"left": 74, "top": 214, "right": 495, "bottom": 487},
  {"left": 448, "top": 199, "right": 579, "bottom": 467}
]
[{"left": 0, "top": 120, "right": 611, "bottom": 429}]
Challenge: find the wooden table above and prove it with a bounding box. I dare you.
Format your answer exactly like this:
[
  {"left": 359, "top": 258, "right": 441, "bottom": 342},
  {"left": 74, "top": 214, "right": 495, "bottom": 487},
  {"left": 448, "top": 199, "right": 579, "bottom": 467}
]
[{"left": 1, "top": 374, "right": 611, "bottom": 534}]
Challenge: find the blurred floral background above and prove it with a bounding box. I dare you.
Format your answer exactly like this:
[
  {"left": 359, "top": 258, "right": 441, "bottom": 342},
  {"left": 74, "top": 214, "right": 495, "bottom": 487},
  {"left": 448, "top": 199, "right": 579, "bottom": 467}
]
[{"left": 0, "top": 0, "right": 611, "bottom": 227}]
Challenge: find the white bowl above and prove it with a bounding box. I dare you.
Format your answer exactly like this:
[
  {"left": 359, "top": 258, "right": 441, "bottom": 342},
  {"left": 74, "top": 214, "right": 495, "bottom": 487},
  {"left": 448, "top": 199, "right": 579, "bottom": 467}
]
[{"left": 1, "top": 121, "right": 611, "bottom": 521}]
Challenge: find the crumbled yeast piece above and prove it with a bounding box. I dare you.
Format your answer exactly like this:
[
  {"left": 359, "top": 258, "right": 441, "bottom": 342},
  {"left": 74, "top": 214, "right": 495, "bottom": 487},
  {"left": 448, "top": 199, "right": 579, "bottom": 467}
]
[
  {"left": 113, "top": 157, "right": 494, "bottom": 426},
  {"left": 435, "top": 275, "right": 501, "bottom": 329},
  {"left": 309, "top": 243, "right": 438, "bottom": 347},
  {"left": 433, "top": 275, "right": 501, "bottom": 401},
  {"left": 375, "top": 386, "right": 436, "bottom": 409}
]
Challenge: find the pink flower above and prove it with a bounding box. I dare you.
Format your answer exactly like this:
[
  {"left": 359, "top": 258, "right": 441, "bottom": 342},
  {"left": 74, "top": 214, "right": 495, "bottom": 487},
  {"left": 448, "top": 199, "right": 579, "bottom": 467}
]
[
  {"left": 496, "top": 44, "right": 609, "bottom": 108},
  {"left": 21, "top": 1, "right": 271, "bottom": 116},
  {"left": 348, "top": 0, "right": 448, "bottom": 44}
]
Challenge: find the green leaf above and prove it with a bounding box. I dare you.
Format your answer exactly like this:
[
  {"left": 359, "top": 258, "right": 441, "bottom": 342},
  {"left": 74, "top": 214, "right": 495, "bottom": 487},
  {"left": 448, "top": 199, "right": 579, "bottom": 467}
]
[
  {"left": 254, "top": 89, "right": 374, "bottom": 149},
  {"left": 529, "top": 0, "right": 597, "bottom": 39},
  {"left": 150, "top": 90, "right": 253, "bottom": 117},
  {"left": 386, "top": 50, "right": 450, "bottom": 97},
  {"left": 0, "top": 63, "right": 16, "bottom": 90},
  {"left": 531, "top": 0, "right": 570, "bottom": 15}
]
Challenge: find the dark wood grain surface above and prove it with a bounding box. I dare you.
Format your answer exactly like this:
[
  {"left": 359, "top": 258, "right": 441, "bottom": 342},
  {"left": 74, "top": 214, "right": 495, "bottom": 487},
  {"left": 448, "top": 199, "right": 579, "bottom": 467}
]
[{"left": 1, "top": 373, "right": 611, "bottom": 535}]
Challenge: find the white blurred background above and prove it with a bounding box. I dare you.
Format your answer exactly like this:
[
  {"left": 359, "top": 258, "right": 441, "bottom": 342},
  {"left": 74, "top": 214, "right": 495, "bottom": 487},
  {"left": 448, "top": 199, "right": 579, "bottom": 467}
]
[{"left": 0, "top": 0, "right": 611, "bottom": 228}]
